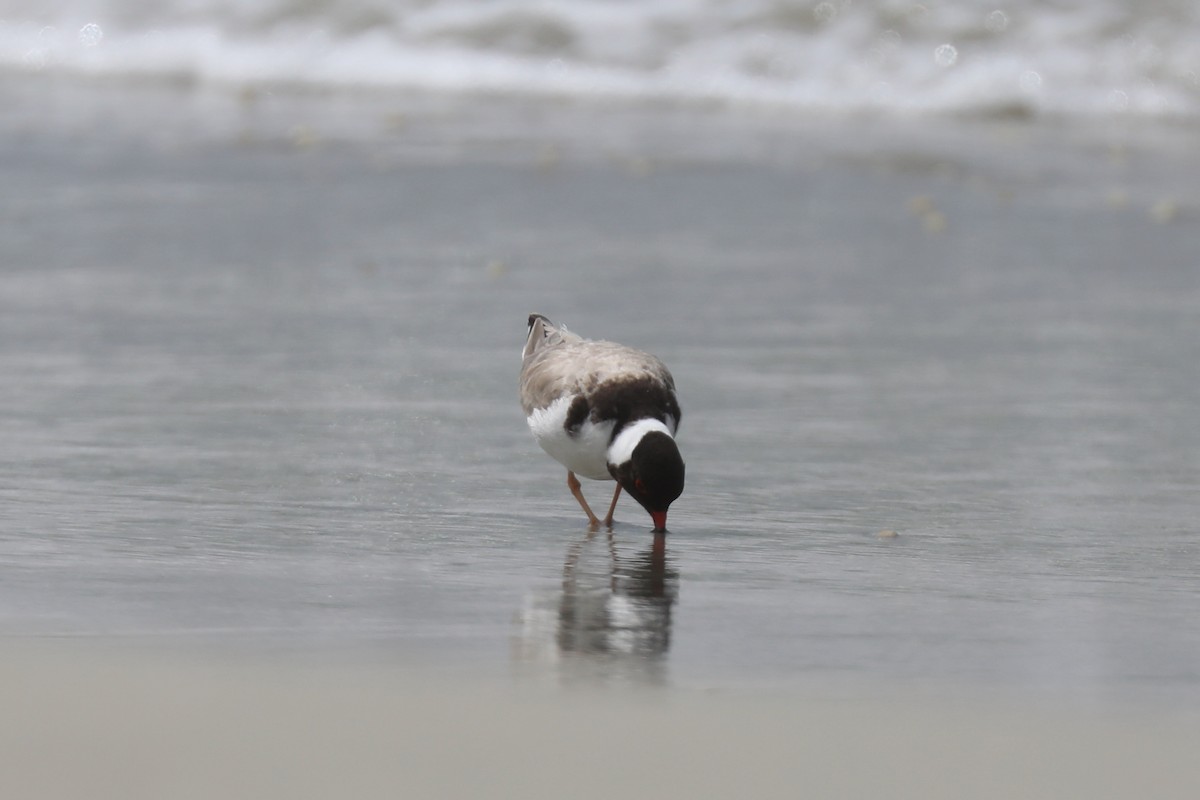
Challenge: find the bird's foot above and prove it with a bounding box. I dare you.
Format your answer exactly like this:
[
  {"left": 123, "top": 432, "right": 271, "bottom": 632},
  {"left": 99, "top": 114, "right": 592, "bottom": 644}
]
[{"left": 601, "top": 484, "right": 621, "bottom": 530}]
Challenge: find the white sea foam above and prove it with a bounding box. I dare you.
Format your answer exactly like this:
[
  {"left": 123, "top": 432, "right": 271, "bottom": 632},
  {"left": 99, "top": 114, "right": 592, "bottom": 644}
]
[{"left": 1, "top": 0, "right": 1198, "bottom": 119}]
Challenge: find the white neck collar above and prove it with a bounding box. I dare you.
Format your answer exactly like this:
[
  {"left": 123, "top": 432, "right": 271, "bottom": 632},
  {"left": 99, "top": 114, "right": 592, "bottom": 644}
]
[{"left": 607, "top": 418, "right": 673, "bottom": 467}]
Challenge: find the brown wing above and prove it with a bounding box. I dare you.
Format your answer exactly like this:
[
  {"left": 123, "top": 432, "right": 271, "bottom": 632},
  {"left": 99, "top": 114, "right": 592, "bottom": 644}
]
[{"left": 519, "top": 339, "right": 676, "bottom": 416}]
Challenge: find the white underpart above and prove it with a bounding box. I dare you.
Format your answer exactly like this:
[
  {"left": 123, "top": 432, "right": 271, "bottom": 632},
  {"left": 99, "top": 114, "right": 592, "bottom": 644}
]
[
  {"left": 527, "top": 395, "right": 615, "bottom": 481},
  {"left": 606, "top": 417, "right": 675, "bottom": 469}
]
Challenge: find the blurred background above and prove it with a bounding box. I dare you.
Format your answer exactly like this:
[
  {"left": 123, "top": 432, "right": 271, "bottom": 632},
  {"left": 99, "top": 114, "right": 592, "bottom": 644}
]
[
  {"left": 2, "top": 0, "right": 1199, "bottom": 117},
  {"left": 2, "top": 3, "right": 1199, "bottom": 797}
]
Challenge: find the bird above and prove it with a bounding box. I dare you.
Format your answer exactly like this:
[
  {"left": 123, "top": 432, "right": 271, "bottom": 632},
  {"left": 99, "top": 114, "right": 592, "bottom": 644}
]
[{"left": 520, "top": 313, "right": 684, "bottom": 533}]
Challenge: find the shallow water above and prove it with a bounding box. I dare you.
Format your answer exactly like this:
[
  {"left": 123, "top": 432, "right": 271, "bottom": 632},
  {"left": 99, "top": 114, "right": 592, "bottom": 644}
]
[{"left": 2, "top": 95, "right": 1198, "bottom": 701}]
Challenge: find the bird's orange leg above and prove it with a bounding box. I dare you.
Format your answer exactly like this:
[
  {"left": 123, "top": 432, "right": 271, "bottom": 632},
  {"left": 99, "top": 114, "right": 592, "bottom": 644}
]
[
  {"left": 566, "top": 471, "right": 601, "bottom": 529},
  {"left": 602, "top": 483, "right": 622, "bottom": 529}
]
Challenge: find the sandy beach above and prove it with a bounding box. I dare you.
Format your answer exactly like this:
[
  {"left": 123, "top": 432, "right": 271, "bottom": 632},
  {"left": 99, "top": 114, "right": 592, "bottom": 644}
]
[
  {"left": 3, "top": 71, "right": 1200, "bottom": 796},
  {"left": 4, "top": 645, "right": 1198, "bottom": 800}
]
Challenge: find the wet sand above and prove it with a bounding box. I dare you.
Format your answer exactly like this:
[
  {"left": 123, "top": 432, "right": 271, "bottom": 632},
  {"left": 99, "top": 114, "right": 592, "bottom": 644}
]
[
  {"left": 4, "top": 645, "right": 1198, "bottom": 800},
  {"left": 3, "top": 81, "right": 1200, "bottom": 794}
]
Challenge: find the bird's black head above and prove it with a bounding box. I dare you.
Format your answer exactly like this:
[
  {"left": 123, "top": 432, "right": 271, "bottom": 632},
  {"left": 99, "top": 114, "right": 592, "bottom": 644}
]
[{"left": 609, "top": 431, "right": 685, "bottom": 533}]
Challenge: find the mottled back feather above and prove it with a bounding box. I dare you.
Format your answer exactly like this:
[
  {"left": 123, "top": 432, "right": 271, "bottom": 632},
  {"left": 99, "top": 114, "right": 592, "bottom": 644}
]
[{"left": 519, "top": 315, "right": 679, "bottom": 427}]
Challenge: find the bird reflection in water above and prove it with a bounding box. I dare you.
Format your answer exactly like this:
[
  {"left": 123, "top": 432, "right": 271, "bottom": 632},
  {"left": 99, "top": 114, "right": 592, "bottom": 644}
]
[{"left": 514, "top": 532, "right": 678, "bottom": 686}]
